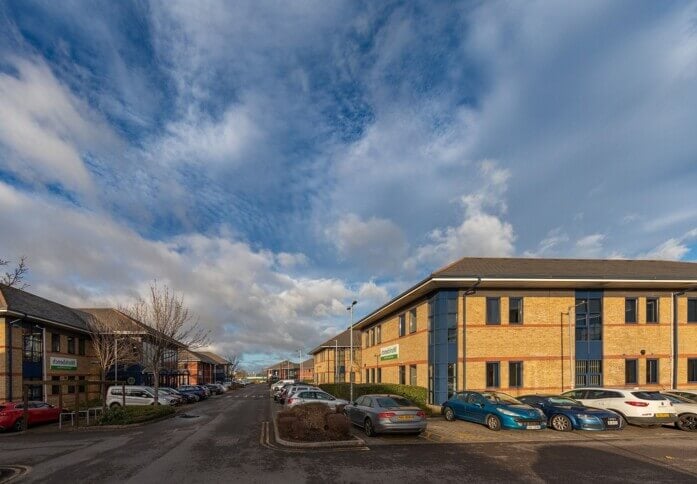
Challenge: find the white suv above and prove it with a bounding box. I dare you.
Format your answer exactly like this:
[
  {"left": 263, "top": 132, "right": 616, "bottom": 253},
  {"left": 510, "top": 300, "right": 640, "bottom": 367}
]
[
  {"left": 107, "top": 386, "right": 177, "bottom": 408},
  {"left": 561, "top": 388, "right": 677, "bottom": 426}
]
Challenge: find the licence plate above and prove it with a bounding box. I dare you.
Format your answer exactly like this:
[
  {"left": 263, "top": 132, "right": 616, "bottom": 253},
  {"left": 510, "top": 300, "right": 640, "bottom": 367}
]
[
  {"left": 655, "top": 413, "right": 670, "bottom": 418},
  {"left": 398, "top": 415, "right": 414, "bottom": 421},
  {"left": 526, "top": 424, "right": 541, "bottom": 430},
  {"left": 606, "top": 419, "right": 618, "bottom": 426}
]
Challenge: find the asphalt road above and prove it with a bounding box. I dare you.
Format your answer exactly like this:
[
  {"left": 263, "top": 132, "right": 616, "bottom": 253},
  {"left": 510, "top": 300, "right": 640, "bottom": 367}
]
[{"left": 1, "top": 385, "right": 696, "bottom": 483}]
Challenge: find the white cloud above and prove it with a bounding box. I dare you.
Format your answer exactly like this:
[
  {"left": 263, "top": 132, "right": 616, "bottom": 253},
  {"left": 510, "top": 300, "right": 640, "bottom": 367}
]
[
  {"left": 640, "top": 228, "right": 697, "bottom": 260},
  {"left": 573, "top": 234, "right": 606, "bottom": 258},
  {"left": 325, "top": 214, "right": 409, "bottom": 275},
  {"left": 0, "top": 56, "right": 119, "bottom": 196},
  {"left": 407, "top": 161, "right": 515, "bottom": 270}
]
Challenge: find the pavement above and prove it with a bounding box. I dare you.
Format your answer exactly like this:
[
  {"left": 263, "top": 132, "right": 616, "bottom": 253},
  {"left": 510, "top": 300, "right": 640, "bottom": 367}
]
[{"left": 0, "top": 385, "right": 696, "bottom": 483}]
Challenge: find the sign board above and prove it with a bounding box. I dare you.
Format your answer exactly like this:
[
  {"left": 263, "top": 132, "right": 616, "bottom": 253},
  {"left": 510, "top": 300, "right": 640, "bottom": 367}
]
[
  {"left": 380, "top": 344, "right": 399, "bottom": 361},
  {"left": 50, "top": 356, "right": 77, "bottom": 371}
]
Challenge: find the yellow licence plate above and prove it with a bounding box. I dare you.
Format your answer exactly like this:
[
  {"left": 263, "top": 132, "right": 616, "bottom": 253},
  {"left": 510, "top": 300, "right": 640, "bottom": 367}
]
[
  {"left": 398, "top": 415, "right": 413, "bottom": 421},
  {"left": 655, "top": 413, "right": 670, "bottom": 418}
]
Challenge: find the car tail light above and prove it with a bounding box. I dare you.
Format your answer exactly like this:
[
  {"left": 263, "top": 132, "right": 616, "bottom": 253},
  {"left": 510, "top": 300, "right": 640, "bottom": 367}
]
[
  {"left": 378, "top": 412, "right": 396, "bottom": 420},
  {"left": 288, "top": 398, "right": 294, "bottom": 404},
  {"left": 625, "top": 401, "right": 649, "bottom": 407},
  {"left": 417, "top": 411, "right": 426, "bottom": 419}
]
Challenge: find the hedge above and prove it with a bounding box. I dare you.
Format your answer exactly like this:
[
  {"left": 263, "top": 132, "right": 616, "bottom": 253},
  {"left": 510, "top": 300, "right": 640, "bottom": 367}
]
[
  {"left": 318, "top": 383, "right": 431, "bottom": 414},
  {"left": 99, "top": 405, "right": 175, "bottom": 425}
]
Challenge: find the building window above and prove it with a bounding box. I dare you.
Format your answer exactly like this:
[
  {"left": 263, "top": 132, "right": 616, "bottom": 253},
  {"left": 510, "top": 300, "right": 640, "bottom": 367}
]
[
  {"left": 486, "top": 298, "right": 500, "bottom": 325},
  {"left": 399, "top": 365, "right": 406, "bottom": 385},
  {"left": 67, "top": 376, "right": 76, "bottom": 394},
  {"left": 447, "top": 363, "right": 456, "bottom": 398},
  {"left": 376, "top": 325, "right": 381, "bottom": 344},
  {"left": 408, "top": 309, "right": 417, "bottom": 333},
  {"left": 688, "top": 359, "right": 697, "bottom": 383},
  {"left": 371, "top": 368, "right": 375, "bottom": 383},
  {"left": 509, "top": 297, "right": 523, "bottom": 324},
  {"left": 370, "top": 328, "right": 375, "bottom": 347},
  {"left": 409, "top": 365, "right": 417, "bottom": 386},
  {"left": 399, "top": 314, "right": 406, "bottom": 337},
  {"left": 377, "top": 368, "right": 382, "bottom": 383},
  {"left": 625, "top": 359, "right": 638, "bottom": 384},
  {"left": 67, "top": 336, "right": 75, "bottom": 354},
  {"left": 365, "top": 369, "right": 370, "bottom": 383},
  {"left": 78, "top": 376, "right": 86, "bottom": 393},
  {"left": 509, "top": 361, "right": 523, "bottom": 388},
  {"left": 78, "top": 338, "right": 86, "bottom": 356},
  {"left": 22, "top": 325, "right": 42, "bottom": 363},
  {"left": 51, "top": 376, "right": 61, "bottom": 395},
  {"left": 51, "top": 333, "right": 61, "bottom": 352},
  {"left": 688, "top": 298, "right": 697, "bottom": 323},
  {"left": 486, "top": 362, "right": 500, "bottom": 388},
  {"left": 364, "top": 333, "right": 369, "bottom": 349},
  {"left": 625, "top": 298, "right": 637, "bottom": 324},
  {"left": 646, "top": 359, "right": 659, "bottom": 384},
  {"left": 646, "top": 298, "right": 658, "bottom": 323}
]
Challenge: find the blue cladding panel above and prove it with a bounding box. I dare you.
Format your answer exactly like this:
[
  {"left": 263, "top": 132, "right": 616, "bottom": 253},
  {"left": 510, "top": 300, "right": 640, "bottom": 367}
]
[{"left": 429, "top": 290, "right": 458, "bottom": 404}]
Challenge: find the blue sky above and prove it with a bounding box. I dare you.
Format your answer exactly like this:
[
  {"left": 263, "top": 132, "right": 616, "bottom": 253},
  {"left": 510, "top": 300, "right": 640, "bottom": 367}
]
[{"left": 1, "top": 1, "right": 696, "bottom": 371}]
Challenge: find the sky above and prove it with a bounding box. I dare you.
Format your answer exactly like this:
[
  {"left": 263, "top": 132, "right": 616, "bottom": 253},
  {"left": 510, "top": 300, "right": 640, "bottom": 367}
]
[{"left": 1, "top": 0, "right": 696, "bottom": 371}]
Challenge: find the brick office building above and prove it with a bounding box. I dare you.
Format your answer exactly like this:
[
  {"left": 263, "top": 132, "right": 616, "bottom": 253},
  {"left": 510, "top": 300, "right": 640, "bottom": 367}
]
[
  {"left": 266, "top": 360, "right": 299, "bottom": 381},
  {"left": 354, "top": 257, "right": 697, "bottom": 405},
  {"left": 310, "top": 327, "right": 361, "bottom": 385},
  {"left": 299, "top": 357, "right": 314, "bottom": 382},
  {"left": 0, "top": 284, "right": 101, "bottom": 406}
]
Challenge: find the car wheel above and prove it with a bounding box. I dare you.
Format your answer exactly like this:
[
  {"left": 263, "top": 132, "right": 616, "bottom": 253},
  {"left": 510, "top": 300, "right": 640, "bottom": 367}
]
[
  {"left": 550, "top": 414, "right": 573, "bottom": 432},
  {"left": 109, "top": 402, "right": 121, "bottom": 409},
  {"left": 444, "top": 407, "right": 455, "bottom": 422},
  {"left": 676, "top": 414, "right": 697, "bottom": 432},
  {"left": 364, "top": 418, "right": 375, "bottom": 437},
  {"left": 12, "top": 418, "right": 24, "bottom": 432},
  {"left": 486, "top": 415, "right": 501, "bottom": 431}
]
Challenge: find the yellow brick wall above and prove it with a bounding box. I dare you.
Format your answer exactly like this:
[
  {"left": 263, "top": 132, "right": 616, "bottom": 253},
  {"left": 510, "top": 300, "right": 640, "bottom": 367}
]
[
  {"left": 312, "top": 347, "right": 362, "bottom": 385},
  {"left": 677, "top": 295, "right": 697, "bottom": 389}
]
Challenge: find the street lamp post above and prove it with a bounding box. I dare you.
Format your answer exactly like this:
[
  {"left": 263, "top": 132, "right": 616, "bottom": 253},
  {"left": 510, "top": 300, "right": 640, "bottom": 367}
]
[{"left": 347, "top": 300, "right": 357, "bottom": 403}]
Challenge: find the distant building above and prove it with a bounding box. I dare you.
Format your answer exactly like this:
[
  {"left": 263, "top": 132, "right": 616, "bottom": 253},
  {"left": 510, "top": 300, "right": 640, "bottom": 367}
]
[
  {"left": 299, "top": 357, "right": 314, "bottom": 382},
  {"left": 266, "top": 360, "right": 299, "bottom": 380},
  {"left": 309, "top": 328, "right": 361, "bottom": 385}
]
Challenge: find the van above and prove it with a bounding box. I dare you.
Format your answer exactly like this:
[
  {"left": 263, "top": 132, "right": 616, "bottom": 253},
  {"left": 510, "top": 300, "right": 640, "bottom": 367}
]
[{"left": 106, "top": 385, "right": 177, "bottom": 408}]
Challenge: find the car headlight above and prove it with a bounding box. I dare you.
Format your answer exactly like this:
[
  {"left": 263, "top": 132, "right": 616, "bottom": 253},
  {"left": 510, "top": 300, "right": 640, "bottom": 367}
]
[
  {"left": 577, "top": 414, "right": 597, "bottom": 420},
  {"left": 498, "top": 408, "right": 517, "bottom": 416},
  {"left": 536, "top": 409, "right": 546, "bottom": 418}
]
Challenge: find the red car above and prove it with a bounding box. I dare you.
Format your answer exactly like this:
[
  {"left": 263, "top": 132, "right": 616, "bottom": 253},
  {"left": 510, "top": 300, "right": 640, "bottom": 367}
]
[{"left": 0, "top": 401, "right": 62, "bottom": 432}]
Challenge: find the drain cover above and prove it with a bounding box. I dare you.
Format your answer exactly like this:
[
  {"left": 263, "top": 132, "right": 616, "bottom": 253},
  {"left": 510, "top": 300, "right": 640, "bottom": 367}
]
[
  {"left": 0, "top": 465, "right": 29, "bottom": 483},
  {"left": 179, "top": 413, "right": 200, "bottom": 419}
]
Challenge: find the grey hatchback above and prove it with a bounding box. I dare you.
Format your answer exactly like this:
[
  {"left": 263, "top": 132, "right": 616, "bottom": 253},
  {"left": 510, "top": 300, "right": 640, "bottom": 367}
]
[{"left": 344, "top": 394, "right": 427, "bottom": 436}]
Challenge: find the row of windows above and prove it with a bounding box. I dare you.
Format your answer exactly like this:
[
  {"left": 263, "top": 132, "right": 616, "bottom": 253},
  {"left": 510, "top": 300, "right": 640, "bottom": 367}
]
[
  {"left": 485, "top": 297, "right": 523, "bottom": 325},
  {"left": 50, "top": 332, "right": 86, "bottom": 355},
  {"left": 365, "top": 367, "right": 382, "bottom": 383},
  {"left": 398, "top": 309, "right": 418, "bottom": 337},
  {"left": 50, "top": 376, "right": 87, "bottom": 395},
  {"left": 485, "top": 361, "right": 523, "bottom": 388},
  {"left": 624, "top": 358, "right": 660, "bottom": 384},
  {"left": 365, "top": 325, "right": 382, "bottom": 347},
  {"left": 625, "top": 297, "right": 659, "bottom": 323}
]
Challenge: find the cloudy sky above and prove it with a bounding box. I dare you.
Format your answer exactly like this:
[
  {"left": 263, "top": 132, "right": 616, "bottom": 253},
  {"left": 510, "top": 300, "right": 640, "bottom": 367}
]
[{"left": 1, "top": 1, "right": 696, "bottom": 370}]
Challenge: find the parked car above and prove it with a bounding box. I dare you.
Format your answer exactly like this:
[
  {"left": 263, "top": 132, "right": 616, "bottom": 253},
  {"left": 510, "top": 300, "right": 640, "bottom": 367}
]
[
  {"left": 664, "top": 389, "right": 697, "bottom": 403},
  {"left": 271, "top": 379, "right": 295, "bottom": 393},
  {"left": 286, "top": 390, "right": 347, "bottom": 410},
  {"left": 345, "top": 394, "right": 427, "bottom": 436},
  {"left": 176, "top": 385, "right": 204, "bottom": 401},
  {"left": 518, "top": 395, "right": 623, "bottom": 431},
  {"left": 660, "top": 393, "right": 697, "bottom": 431},
  {"left": 160, "top": 387, "right": 193, "bottom": 404},
  {"left": 195, "top": 385, "right": 211, "bottom": 397},
  {"left": 561, "top": 388, "right": 677, "bottom": 427},
  {"left": 274, "top": 383, "right": 295, "bottom": 402},
  {"left": 0, "top": 401, "right": 62, "bottom": 432},
  {"left": 280, "top": 385, "right": 318, "bottom": 404},
  {"left": 106, "top": 386, "right": 178, "bottom": 408},
  {"left": 442, "top": 391, "right": 547, "bottom": 431},
  {"left": 205, "top": 384, "right": 224, "bottom": 395}
]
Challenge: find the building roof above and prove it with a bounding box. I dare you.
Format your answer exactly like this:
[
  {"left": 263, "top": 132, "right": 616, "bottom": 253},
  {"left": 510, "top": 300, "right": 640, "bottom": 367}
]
[
  {"left": 308, "top": 327, "right": 361, "bottom": 355},
  {"left": 80, "top": 308, "right": 187, "bottom": 348},
  {"left": 434, "top": 257, "right": 697, "bottom": 280},
  {"left": 179, "top": 349, "right": 217, "bottom": 364},
  {"left": 355, "top": 257, "right": 697, "bottom": 330},
  {"left": 197, "top": 351, "right": 230, "bottom": 365},
  {"left": 0, "top": 284, "right": 91, "bottom": 332},
  {"left": 265, "top": 360, "right": 299, "bottom": 371},
  {"left": 301, "top": 357, "right": 314, "bottom": 369}
]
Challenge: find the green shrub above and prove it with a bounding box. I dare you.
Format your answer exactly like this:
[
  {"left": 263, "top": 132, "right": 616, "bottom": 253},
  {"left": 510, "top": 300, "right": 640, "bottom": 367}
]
[
  {"left": 318, "top": 383, "right": 431, "bottom": 415},
  {"left": 99, "top": 405, "right": 175, "bottom": 425}
]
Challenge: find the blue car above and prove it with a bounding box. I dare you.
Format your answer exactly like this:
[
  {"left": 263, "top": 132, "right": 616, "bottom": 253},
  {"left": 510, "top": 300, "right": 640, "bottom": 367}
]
[
  {"left": 442, "top": 391, "right": 547, "bottom": 431},
  {"left": 519, "top": 395, "right": 624, "bottom": 431}
]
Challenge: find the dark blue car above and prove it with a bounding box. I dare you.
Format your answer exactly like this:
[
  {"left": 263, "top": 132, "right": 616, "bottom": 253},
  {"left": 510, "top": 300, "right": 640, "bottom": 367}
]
[
  {"left": 178, "top": 385, "right": 207, "bottom": 400},
  {"left": 442, "top": 391, "right": 547, "bottom": 431},
  {"left": 518, "top": 395, "right": 624, "bottom": 431}
]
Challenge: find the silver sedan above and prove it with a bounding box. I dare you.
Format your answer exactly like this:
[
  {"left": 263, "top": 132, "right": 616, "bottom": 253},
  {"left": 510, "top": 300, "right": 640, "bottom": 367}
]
[
  {"left": 344, "top": 394, "right": 427, "bottom": 436},
  {"left": 286, "top": 390, "right": 348, "bottom": 409}
]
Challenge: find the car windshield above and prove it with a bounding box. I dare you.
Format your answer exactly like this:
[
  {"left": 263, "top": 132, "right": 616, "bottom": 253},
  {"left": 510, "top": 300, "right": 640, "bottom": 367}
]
[
  {"left": 547, "top": 397, "right": 581, "bottom": 406},
  {"left": 482, "top": 392, "right": 522, "bottom": 405},
  {"left": 376, "top": 397, "right": 412, "bottom": 407},
  {"left": 631, "top": 391, "right": 666, "bottom": 401}
]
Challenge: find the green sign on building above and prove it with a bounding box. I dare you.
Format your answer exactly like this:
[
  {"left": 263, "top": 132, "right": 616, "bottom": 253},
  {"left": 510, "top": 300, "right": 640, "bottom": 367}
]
[
  {"left": 380, "top": 344, "right": 399, "bottom": 361},
  {"left": 50, "top": 356, "right": 77, "bottom": 371}
]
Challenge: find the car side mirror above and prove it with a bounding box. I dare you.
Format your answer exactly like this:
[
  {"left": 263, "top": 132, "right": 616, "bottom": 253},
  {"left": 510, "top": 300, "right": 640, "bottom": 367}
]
[{"left": 475, "top": 402, "right": 484, "bottom": 408}]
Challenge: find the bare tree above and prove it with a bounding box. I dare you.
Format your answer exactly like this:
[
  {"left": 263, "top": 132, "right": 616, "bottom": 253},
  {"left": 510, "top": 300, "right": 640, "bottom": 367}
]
[
  {"left": 84, "top": 312, "right": 140, "bottom": 410},
  {"left": 1, "top": 256, "right": 29, "bottom": 289},
  {"left": 224, "top": 352, "right": 241, "bottom": 379},
  {"left": 121, "top": 281, "right": 209, "bottom": 404}
]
